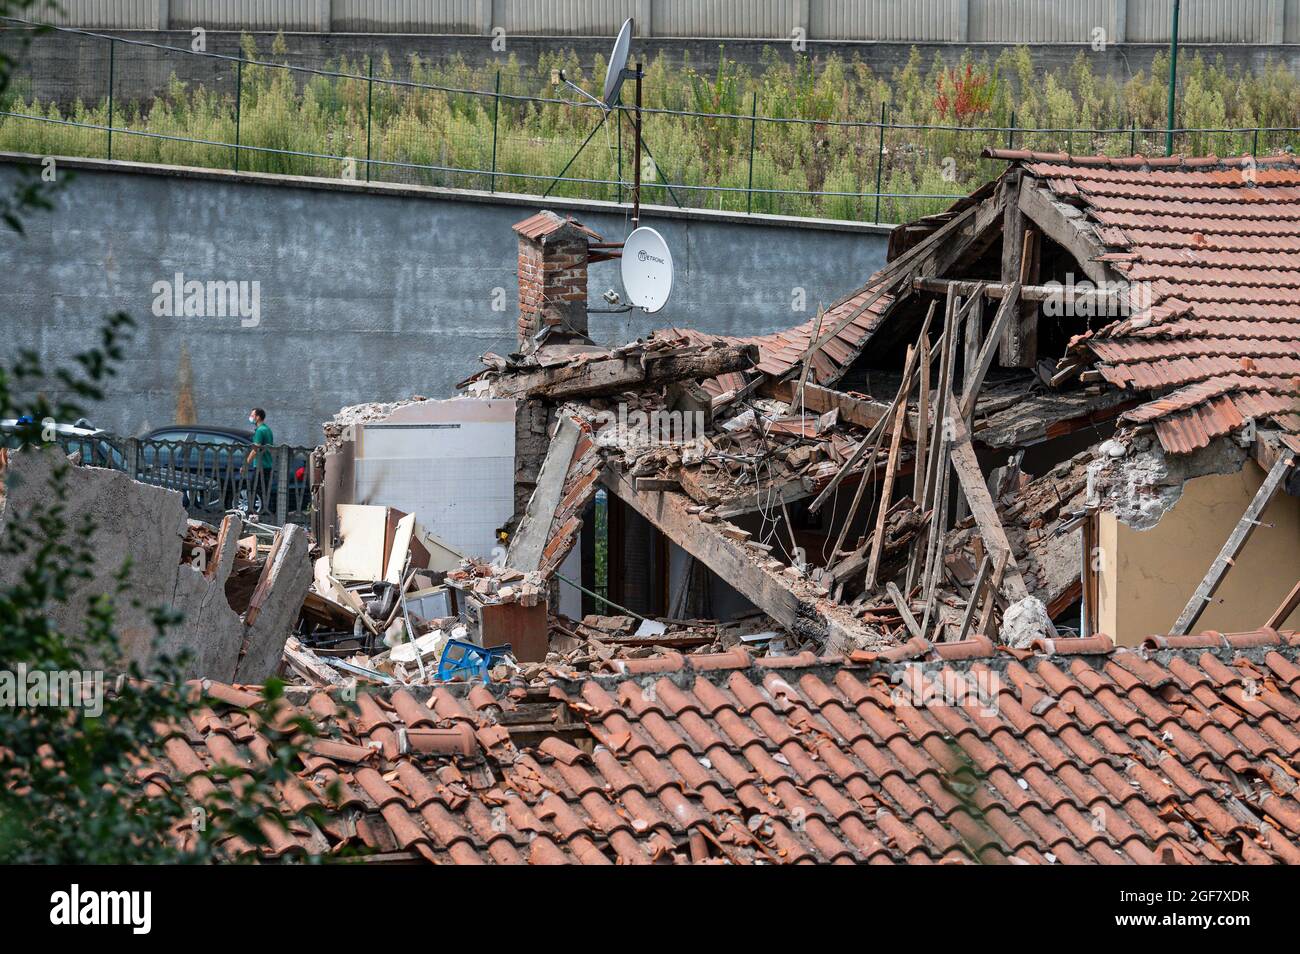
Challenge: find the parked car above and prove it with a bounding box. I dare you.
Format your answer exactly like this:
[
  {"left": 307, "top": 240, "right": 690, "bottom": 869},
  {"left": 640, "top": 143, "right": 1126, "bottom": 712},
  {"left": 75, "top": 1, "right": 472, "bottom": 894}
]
[
  {"left": 0, "top": 417, "right": 123, "bottom": 469},
  {"left": 139, "top": 425, "right": 308, "bottom": 515}
]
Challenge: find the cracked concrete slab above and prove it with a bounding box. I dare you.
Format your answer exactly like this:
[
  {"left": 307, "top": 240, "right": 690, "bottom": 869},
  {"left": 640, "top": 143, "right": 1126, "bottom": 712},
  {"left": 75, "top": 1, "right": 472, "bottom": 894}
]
[{"left": 0, "top": 448, "right": 310, "bottom": 681}]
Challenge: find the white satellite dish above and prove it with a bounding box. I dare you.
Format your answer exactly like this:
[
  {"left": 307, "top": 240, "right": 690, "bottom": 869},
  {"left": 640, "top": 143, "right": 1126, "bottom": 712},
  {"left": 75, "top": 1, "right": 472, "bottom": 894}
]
[
  {"left": 621, "top": 226, "right": 674, "bottom": 313},
  {"left": 603, "top": 18, "right": 634, "bottom": 106}
]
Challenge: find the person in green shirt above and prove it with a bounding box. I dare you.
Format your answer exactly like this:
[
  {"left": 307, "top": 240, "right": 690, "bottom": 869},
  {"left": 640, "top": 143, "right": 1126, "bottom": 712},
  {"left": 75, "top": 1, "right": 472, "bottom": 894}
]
[{"left": 243, "top": 407, "right": 274, "bottom": 516}]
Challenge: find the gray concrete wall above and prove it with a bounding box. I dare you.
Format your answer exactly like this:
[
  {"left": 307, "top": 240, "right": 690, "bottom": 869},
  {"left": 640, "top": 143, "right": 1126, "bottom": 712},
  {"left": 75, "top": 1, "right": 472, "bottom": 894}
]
[{"left": 0, "top": 154, "right": 889, "bottom": 446}]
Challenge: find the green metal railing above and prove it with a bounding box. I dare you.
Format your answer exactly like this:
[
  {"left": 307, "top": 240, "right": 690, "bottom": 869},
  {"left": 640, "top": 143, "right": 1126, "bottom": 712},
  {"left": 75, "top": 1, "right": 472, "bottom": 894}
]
[{"left": 3, "top": 18, "right": 1298, "bottom": 225}]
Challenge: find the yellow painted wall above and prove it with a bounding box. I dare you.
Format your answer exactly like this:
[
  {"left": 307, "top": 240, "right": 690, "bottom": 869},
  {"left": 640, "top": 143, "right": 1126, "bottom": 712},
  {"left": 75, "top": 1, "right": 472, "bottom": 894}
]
[{"left": 1096, "top": 462, "right": 1300, "bottom": 646}]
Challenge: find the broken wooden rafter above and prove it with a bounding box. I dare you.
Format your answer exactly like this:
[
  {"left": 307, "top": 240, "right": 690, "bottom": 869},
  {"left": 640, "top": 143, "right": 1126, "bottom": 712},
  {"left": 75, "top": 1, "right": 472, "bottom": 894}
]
[
  {"left": 958, "top": 280, "right": 1021, "bottom": 422},
  {"left": 944, "top": 400, "right": 1030, "bottom": 603},
  {"left": 954, "top": 553, "right": 991, "bottom": 642},
  {"left": 492, "top": 343, "right": 759, "bottom": 400},
  {"left": 1170, "top": 451, "right": 1296, "bottom": 636},
  {"left": 507, "top": 416, "right": 582, "bottom": 572},
  {"left": 1016, "top": 176, "right": 1113, "bottom": 287},
  {"left": 824, "top": 318, "right": 929, "bottom": 575},
  {"left": 863, "top": 342, "right": 918, "bottom": 591},
  {"left": 1265, "top": 578, "right": 1300, "bottom": 631},
  {"left": 781, "top": 382, "right": 918, "bottom": 439},
  {"left": 792, "top": 306, "right": 826, "bottom": 407},
  {"left": 912, "top": 276, "right": 1124, "bottom": 308},
  {"left": 912, "top": 289, "right": 963, "bottom": 599},
  {"left": 887, "top": 582, "right": 923, "bottom": 640},
  {"left": 601, "top": 464, "right": 871, "bottom": 651},
  {"left": 826, "top": 502, "right": 922, "bottom": 586},
  {"left": 808, "top": 304, "right": 939, "bottom": 516},
  {"left": 976, "top": 549, "right": 1010, "bottom": 639}
]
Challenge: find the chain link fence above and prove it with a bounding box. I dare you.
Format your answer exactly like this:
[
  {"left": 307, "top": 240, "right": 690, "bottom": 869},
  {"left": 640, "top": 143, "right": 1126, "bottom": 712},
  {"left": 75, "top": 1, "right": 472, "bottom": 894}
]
[{"left": 2, "top": 20, "right": 1298, "bottom": 224}]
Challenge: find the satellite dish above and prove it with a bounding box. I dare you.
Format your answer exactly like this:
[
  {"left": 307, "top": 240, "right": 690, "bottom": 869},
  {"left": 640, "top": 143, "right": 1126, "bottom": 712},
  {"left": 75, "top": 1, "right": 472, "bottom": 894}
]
[
  {"left": 621, "top": 226, "right": 673, "bottom": 313},
  {"left": 602, "top": 18, "right": 634, "bottom": 106}
]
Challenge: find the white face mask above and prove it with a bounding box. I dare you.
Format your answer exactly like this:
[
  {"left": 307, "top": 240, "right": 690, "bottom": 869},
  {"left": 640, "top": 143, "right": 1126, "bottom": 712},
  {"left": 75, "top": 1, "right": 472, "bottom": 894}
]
[{"left": 249, "top": 416, "right": 257, "bottom": 424}]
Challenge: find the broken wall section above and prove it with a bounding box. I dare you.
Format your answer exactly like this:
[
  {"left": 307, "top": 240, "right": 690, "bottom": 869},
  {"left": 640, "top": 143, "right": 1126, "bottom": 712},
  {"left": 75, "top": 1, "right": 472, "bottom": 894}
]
[
  {"left": 0, "top": 448, "right": 310, "bottom": 682},
  {"left": 1095, "top": 458, "right": 1300, "bottom": 644}
]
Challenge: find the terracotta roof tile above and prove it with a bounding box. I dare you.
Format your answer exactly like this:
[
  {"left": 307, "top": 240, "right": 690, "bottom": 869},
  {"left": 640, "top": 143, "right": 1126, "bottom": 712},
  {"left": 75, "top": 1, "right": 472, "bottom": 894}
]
[
  {"left": 664, "top": 276, "right": 896, "bottom": 389},
  {"left": 986, "top": 150, "right": 1300, "bottom": 452},
  {"left": 512, "top": 210, "right": 602, "bottom": 243},
  {"left": 138, "top": 628, "right": 1300, "bottom": 865}
]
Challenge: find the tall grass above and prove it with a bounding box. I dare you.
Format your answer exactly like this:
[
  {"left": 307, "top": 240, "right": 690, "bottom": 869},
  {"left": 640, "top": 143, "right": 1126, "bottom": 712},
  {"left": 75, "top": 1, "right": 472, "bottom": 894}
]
[{"left": 1, "top": 35, "right": 1297, "bottom": 223}]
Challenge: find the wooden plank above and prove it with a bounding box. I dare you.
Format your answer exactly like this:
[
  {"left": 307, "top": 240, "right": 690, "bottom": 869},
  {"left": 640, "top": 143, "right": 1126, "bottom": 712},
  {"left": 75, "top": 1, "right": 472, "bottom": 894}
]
[
  {"left": 1017, "top": 226, "right": 1041, "bottom": 366},
  {"left": 913, "top": 276, "right": 1123, "bottom": 308},
  {"left": 793, "top": 306, "right": 825, "bottom": 407},
  {"left": 913, "top": 328, "right": 930, "bottom": 505},
  {"left": 864, "top": 344, "right": 916, "bottom": 592},
  {"left": 977, "top": 549, "right": 1010, "bottom": 638},
  {"left": 1017, "top": 176, "right": 1112, "bottom": 286},
  {"left": 959, "top": 281, "right": 1021, "bottom": 421},
  {"left": 1171, "top": 452, "right": 1296, "bottom": 635},
  {"left": 821, "top": 305, "right": 930, "bottom": 568},
  {"left": 282, "top": 636, "right": 345, "bottom": 686},
  {"left": 917, "top": 291, "right": 963, "bottom": 597},
  {"left": 791, "top": 383, "right": 917, "bottom": 439},
  {"left": 887, "top": 582, "right": 923, "bottom": 640},
  {"left": 998, "top": 170, "right": 1027, "bottom": 366},
  {"left": 713, "top": 478, "right": 818, "bottom": 520},
  {"left": 962, "top": 292, "right": 983, "bottom": 408},
  {"left": 602, "top": 465, "right": 824, "bottom": 643},
  {"left": 945, "top": 401, "right": 1030, "bottom": 602},
  {"left": 957, "top": 292, "right": 983, "bottom": 525},
  {"left": 507, "top": 416, "right": 582, "bottom": 572},
  {"left": 824, "top": 437, "right": 880, "bottom": 568},
  {"left": 1265, "top": 578, "right": 1300, "bottom": 630},
  {"left": 494, "top": 344, "right": 759, "bottom": 401},
  {"left": 955, "top": 554, "right": 992, "bottom": 642}
]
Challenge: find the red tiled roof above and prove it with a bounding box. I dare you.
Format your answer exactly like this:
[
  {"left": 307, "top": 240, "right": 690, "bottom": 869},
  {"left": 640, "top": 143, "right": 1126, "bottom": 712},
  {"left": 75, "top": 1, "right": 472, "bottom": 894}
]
[
  {"left": 150, "top": 628, "right": 1300, "bottom": 864},
  {"left": 986, "top": 149, "right": 1300, "bottom": 454},
  {"left": 662, "top": 277, "right": 896, "bottom": 395},
  {"left": 513, "top": 210, "right": 602, "bottom": 243}
]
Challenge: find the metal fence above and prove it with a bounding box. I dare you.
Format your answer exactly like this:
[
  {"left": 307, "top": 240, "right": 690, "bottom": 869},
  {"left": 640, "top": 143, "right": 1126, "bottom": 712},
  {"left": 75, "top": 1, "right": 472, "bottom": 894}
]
[
  {"left": 51, "top": 431, "right": 314, "bottom": 526},
  {"left": 2, "top": 19, "right": 1298, "bottom": 224},
  {"left": 33, "top": 0, "right": 1300, "bottom": 44}
]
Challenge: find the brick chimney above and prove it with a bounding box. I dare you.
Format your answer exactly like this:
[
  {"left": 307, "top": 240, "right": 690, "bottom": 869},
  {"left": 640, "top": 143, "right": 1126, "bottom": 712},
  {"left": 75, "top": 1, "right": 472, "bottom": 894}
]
[{"left": 513, "top": 210, "right": 601, "bottom": 349}]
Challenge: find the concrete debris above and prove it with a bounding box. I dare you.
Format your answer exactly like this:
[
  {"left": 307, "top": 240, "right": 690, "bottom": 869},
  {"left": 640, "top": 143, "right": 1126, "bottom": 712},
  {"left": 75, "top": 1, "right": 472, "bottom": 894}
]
[
  {"left": 1000, "top": 595, "right": 1055, "bottom": 649},
  {"left": 280, "top": 187, "right": 1297, "bottom": 673},
  {"left": 0, "top": 447, "right": 309, "bottom": 681},
  {"left": 20, "top": 184, "right": 1299, "bottom": 702},
  {"left": 1087, "top": 435, "right": 1249, "bottom": 531}
]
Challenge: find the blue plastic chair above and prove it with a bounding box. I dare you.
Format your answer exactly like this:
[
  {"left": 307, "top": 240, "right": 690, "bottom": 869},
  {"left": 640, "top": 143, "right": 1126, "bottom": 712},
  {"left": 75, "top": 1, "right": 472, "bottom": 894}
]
[{"left": 437, "top": 639, "right": 514, "bottom": 683}]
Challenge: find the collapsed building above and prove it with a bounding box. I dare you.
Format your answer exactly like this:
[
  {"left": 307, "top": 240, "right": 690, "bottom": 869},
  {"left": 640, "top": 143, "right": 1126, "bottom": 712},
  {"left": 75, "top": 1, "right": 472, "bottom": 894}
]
[
  {"left": 310, "top": 154, "right": 1297, "bottom": 674},
  {"left": 12, "top": 153, "right": 1300, "bottom": 864}
]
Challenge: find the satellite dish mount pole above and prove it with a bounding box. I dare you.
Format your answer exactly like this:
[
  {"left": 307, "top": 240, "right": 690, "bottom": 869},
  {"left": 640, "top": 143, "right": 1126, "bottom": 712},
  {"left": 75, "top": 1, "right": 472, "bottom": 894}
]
[{"left": 628, "top": 62, "right": 644, "bottom": 230}]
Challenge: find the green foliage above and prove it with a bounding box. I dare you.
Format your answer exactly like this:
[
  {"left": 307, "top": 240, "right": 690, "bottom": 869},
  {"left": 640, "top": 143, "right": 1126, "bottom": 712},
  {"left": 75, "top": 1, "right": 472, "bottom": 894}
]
[
  {"left": 0, "top": 306, "right": 337, "bottom": 864},
  {"left": 0, "top": 2, "right": 344, "bottom": 864},
  {"left": 1, "top": 31, "right": 1297, "bottom": 223}
]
